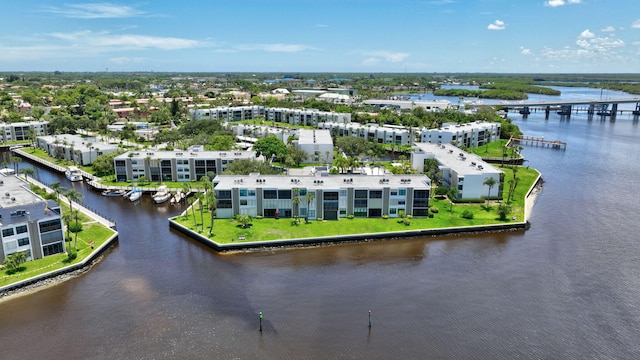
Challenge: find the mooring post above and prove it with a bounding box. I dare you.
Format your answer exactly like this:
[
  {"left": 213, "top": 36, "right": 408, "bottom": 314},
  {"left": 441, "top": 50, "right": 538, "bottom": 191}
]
[
  {"left": 368, "top": 310, "right": 372, "bottom": 328},
  {"left": 259, "top": 311, "right": 263, "bottom": 332}
]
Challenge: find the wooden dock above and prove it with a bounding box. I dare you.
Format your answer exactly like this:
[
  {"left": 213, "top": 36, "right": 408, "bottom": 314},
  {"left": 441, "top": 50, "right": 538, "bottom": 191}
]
[{"left": 509, "top": 136, "right": 567, "bottom": 150}]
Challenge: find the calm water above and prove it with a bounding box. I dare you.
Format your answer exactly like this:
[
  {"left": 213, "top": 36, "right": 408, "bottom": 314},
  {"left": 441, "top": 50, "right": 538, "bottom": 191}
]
[{"left": 1, "top": 88, "right": 640, "bottom": 359}]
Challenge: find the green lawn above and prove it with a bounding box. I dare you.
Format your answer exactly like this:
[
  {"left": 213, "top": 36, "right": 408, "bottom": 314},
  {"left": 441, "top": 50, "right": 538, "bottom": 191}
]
[{"left": 172, "top": 166, "right": 539, "bottom": 245}]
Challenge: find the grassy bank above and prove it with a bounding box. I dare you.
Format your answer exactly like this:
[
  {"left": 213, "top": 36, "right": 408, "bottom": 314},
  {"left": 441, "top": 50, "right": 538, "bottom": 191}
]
[{"left": 173, "top": 166, "right": 538, "bottom": 245}]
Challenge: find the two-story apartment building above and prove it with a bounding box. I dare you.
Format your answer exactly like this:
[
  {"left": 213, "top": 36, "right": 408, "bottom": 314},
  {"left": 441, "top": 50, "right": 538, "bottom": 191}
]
[
  {"left": 411, "top": 142, "right": 503, "bottom": 200},
  {"left": 189, "top": 106, "right": 351, "bottom": 126},
  {"left": 0, "top": 121, "right": 48, "bottom": 143},
  {"left": 213, "top": 173, "right": 431, "bottom": 220},
  {"left": 317, "top": 122, "right": 413, "bottom": 146},
  {"left": 37, "top": 134, "right": 119, "bottom": 166},
  {"left": 419, "top": 121, "right": 501, "bottom": 148}
]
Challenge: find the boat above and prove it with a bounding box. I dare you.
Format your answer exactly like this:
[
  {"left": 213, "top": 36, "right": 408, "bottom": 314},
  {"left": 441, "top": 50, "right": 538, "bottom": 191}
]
[
  {"left": 152, "top": 186, "right": 171, "bottom": 204},
  {"left": 65, "top": 166, "right": 83, "bottom": 182},
  {"left": 102, "top": 189, "right": 126, "bottom": 197},
  {"left": 128, "top": 189, "right": 142, "bottom": 202},
  {"left": 170, "top": 191, "right": 186, "bottom": 205}
]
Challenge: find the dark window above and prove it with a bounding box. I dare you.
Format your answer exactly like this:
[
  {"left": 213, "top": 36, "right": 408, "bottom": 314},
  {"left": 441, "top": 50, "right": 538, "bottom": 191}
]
[
  {"left": 39, "top": 219, "right": 62, "bottom": 233},
  {"left": 354, "top": 199, "right": 368, "bottom": 208},
  {"left": 217, "top": 190, "right": 232, "bottom": 199},
  {"left": 16, "top": 225, "right": 28, "bottom": 234},
  {"left": 323, "top": 192, "right": 338, "bottom": 201},
  {"left": 413, "top": 209, "right": 429, "bottom": 217},
  {"left": 368, "top": 208, "right": 382, "bottom": 217},
  {"left": 2, "top": 228, "right": 14, "bottom": 237},
  {"left": 42, "top": 242, "right": 63, "bottom": 257},
  {"left": 413, "top": 198, "right": 429, "bottom": 208},
  {"left": 369, "top": 190, "right": 382, "bottom": 199},
  {"left": 264, "top": 190, "right": 277, "bottom": 199},
  {"left": 278, "top": 190, "right": 292, "bottom": 199},
  {"left": 18, "top": 237, "right": 29, "bottom": 246},
  {"left": 414, "top": 190, "right": 429, "bottom": 199},
  {"left": 217, "top": 199, "right": 232, "bottom": 209},
  {"left": 355, "top": 190, "right": 368, "bottom": 199}
]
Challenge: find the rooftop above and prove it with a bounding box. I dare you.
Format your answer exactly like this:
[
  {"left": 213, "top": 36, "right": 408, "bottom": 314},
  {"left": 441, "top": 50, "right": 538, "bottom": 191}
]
[
  {"left": 214, "top": 173, "right": 431, "bottom": 190},
  {"left": 0, "top": 174, "right": 58, "bottom": 226},
  {"left": 413, "top": 142, "right": 501, "bottom": 175}
]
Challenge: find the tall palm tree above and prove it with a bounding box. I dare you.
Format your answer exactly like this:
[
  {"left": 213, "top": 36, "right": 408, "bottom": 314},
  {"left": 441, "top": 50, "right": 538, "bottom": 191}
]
[
  {"left": 483, "top": 177, "right": 497, "bottom": 206},
  {"left": 50, "top": 181, "right": 66, "bottom": 202},
  {"left": 291, "top": 188, "right": 300, "bottom": 218},
  {"left": 62, "top": 212, "right": 73, "bottom": 249},
  {"left": 65, "top": 189, "right": 84, "bottom": 215},
  {"left": 207, "top": 190, "right": 217, "bottom": 235},
  {"left": 10, "top": 155, "right": 21, "bottom": 173},
  {"left": 72, "top": 209, "right": 81, "bottom": 250},
  {"left": 19, "top": 167, "right": 35, "bottom": 180},
  {"left": 305, "top": 191, "right": 315, "bottom": 223}
]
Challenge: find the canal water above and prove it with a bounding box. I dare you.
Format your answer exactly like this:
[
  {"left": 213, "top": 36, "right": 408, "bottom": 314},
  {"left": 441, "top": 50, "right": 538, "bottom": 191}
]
[{"left": 1, "top": 88, "right": 640, "bottom": 359}]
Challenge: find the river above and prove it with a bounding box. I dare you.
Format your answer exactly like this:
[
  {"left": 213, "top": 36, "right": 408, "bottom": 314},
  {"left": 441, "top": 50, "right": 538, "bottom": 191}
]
[{"left": 1, "top": 87, "right": 640, "bottom": 359}]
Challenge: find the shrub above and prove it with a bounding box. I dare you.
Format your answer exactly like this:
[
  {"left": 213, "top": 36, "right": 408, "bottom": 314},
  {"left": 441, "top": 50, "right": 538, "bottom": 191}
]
[
  {"left": 346, "top": 214, "right": 354, "bottom": 219},
  {"left": 316, "top": 217, "right": 323, "bottom": 221},
  {"left": 255, "top": 215, "right": 263, "bottom": 219},
  {"left": 429, "top": 206, "right": 439, "bottom": 214},
  {"left": 382, "top": 214, "right": 389, "bottom": 219},
  {"left": 461, "top": 210, "right": 474, "bottom": 219}
]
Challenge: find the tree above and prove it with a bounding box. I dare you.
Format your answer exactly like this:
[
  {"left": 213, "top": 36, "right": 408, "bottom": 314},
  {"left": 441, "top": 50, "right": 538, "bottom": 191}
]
[
  {"left": 207, "top": 188, "right": 217, "bottom": 235},
  {"left": 496, "top": 203, "right": 513, "bottom": 221},
  {"left": 3, "top": 251, "right": 28, "bottom": 273},
  {"left": 65, "top": 188, "right": 83, "bottom": 216},
  {"left": 291, "top": 188, "right": 300, "bottom": 219},
  {"left": 19, "top": 167, "right": 35, "bottom": 179},
  {"left": 286, "top": 145, "right": 308, "bottom": 167},
  {"left": 234, "top": 214, "right": 253, "bottom": 229},
  {"left": 11, "top": 155, "right": 21, "bottom": 173},
  {"left": 305, "top": 191, "right": 315, "bottom": 223},
  {"left": 483, "top": 177, "right": 497, "bottom": 207},
  {"left": 253, "top": 135, "right": 288, "bottom": 163},
  {"left": 71, "top": 209, "right": 81, "bottom": 250},
  {"left": 86, "top": 142, "right": 93, "bottom": 164},
  {"left": 50, "top": 181, "right": 66, "bottom": 202}
]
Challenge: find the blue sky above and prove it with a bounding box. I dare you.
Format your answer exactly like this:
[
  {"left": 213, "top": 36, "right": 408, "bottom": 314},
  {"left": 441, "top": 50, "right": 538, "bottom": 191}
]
[{"left": 1, "top": 0, "right": 639, "bottom": 73}]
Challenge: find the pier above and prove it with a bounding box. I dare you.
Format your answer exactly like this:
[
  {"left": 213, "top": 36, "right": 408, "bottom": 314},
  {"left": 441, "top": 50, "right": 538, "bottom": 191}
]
[{"left": 509, "top": 136, "right": 566, "bottom": 150}]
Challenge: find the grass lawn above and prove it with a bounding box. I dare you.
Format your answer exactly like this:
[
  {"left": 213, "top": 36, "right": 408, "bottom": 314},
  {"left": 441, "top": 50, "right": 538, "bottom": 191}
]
[
  {"left": 0, "top": 200, "right": 117, "bottom": 288},
  {"left": 172, "top": 166, "right": 539, "bottom": 245},
  {"left": 468, "top": 139, "right": 522, "bottom": 160}
]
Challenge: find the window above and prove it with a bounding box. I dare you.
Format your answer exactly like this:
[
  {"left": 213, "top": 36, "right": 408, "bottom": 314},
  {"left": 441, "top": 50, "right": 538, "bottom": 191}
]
[
  {"left": 355, "top": 190, "right": 368, "bottom": 199},
  {"left": 2, "top": 228, "right": 14, "bottom": 237},
  {"left": 217, "top": 190, "right": 232, "bottom": 199},
  {"left": 239, "top": 189, "right": 247, "bottom": 197},
  {"left": 39, "top": 219, "right": 62, "bottom": 233},
  {"left": 18, "top": 237, "right": 29, "bottom": 246},
  {"left": 278, "top": 190, "right": 292, "bottom": 199},
  {"left": 354, "top": 199, "right": 368, "bottom": 208},
  {"left": 247, "top": 190, "right": 256, "bottom": 197},
  {"left": 323, "top": 192, "right": 338, "bottom": 201},
  {"left": 398, "top": 189, "right": 406, "bottom": 196},
  {"left": 218, "top": 199, "right": 232, "bottom": 208},
  {"left": 369, "top": 190, "right": 382, "bottom": 199},
  {"left": 264, "top": 190, "right": 277, "bottom": 199},
  {"left": 240, "top": 199, "right": 248, "bottom": 206}
]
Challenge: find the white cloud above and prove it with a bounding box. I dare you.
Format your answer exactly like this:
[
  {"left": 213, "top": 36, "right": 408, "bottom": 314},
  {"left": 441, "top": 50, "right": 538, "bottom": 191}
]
[
  {"left": 545, "top": 0, "right": 582, "bottom": 7},
  {"left": 601, "top": 26, "right": 616, "bottom": 32},
  {"left": 520, "top": 47, "right": 532, "bottom": 55},
  {"left": 361, "top": 58, "right": 381, "bottom": 66},
  {"left": 487, "top": 20, "right": 506, "bottom": 31},
  {"left": 48, "top": 31, "right": 205, "bottom": 50},
  {"left": 363, "top": 51, "right": 410, "bottom": 62},
  {"left": 41, "top": 3, "right": 147, "bottom": 19},
  {"left": 579, "top": 29, "right": 595, "bottom": 38},
  {"left": 632, "top": 20, "right": 640, "bottom": 29},
  {"left": 234, "top": 43, "right": 317, "bottom": 52}
]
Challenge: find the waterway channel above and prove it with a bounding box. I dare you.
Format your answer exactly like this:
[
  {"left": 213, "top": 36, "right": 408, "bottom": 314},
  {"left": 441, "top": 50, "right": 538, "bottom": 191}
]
[{"left": 1, "top": 87, "right": 640, "bottom": 359}]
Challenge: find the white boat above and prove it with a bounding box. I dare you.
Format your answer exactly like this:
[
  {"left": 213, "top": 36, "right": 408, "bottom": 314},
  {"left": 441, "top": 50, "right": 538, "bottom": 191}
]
[
  {"left": 152, "top": 186, "right": 171, "bottom": 204},
  {"left": 128, "top": 189, "right": 142, "bottom": 202},
  {"left": 65, "top": 166, "right": 83, "bottom": 182},
  {"left": 170, "top": 191, "right": 186, "bottom": 205},
  {"left": 102, "top": 189, "right": 126, "bottom": 197}
]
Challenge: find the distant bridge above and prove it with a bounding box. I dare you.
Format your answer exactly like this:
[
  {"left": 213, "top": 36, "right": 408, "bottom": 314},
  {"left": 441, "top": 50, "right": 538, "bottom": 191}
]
[{"left": 499, "top": 97, "right": 640, "bottom": 118}]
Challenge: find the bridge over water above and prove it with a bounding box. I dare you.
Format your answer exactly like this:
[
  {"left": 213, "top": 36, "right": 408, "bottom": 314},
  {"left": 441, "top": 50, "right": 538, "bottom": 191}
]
[{"left": 499, "top": 97, "right": 640, "bottom": 119}]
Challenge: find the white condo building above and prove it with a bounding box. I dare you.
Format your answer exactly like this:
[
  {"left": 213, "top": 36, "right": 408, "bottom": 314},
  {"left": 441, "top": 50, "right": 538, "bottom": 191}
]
[
  {"left": 411, "top": 142, "right": 503, "bottom": 200},
  {"left": 37, "top": 134, "right": 119, "bottom": 166},
  {"left": 317, "top": 122, "right": 413, "bottom": 146},
  {"left": 419, "top": 121, "right": 501, "bottom": 148},
  {"left": 0, "top": 174, "right": 66, "bottom": 264},
  {"left": 114, "top": 147, "right": 258, "bottom": 182},
  {"left": 0, "top": 121, "right": 48, "bottom": 143},
  {"left": 294, "top": 129, "right": 334, "bottom": 164},
  {"left": 213, "top": 173, "right": 431, "bottom": 220},
  {"left": 189, "top": 106, "right": 351, "bottom": 126}
]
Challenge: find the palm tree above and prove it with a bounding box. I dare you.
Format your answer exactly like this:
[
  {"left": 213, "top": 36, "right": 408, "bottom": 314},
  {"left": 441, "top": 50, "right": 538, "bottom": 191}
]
[
  {"left": 62, "top": 212, "right": 73, "bottom": 249},
  {"left": 10, "top": 155, "right": 21, "bottom": 173},
  {"left": 65, "top": 189, "right": 83, "bottom": 215},
  {"left": 87, "top": 142, "right": 93, "bottom": 164},
  {"left": 207, "top": 190, "right": 217, "bottom": 235},
  {"left": 305, "top": 191, "right": 315, "bottom": 223},
  {"left": 483, "top": 177, "right": 497, "bottom": 206},
  {"left": 19, "top": 167, "right": 34, "bottom": 179},
  {"left": 72, "top": 209, "right": 81, "bottom": 250},
  {"left": 50, "top": 181, "right": 66, "bottom": 202},
  {"left": 291, "top": 188, "right": 300, "bottom": 219}
]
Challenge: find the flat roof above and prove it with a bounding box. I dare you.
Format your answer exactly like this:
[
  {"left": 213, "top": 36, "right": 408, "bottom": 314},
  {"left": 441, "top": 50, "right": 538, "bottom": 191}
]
[
  {"left": 297, "top": 129, "right": 333, "bottom": 145},
  {"left": 214, "top": 173, "right": 431, "bottom": 190},
  {"left": 0, "top": 174, "right": 58, "bottom": 226},
  {"left": 413, "top": 142, "right": 501, "bottom": 176},
  {"left": 115, "top": 150, "right": 256, "bottom": 160}
]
